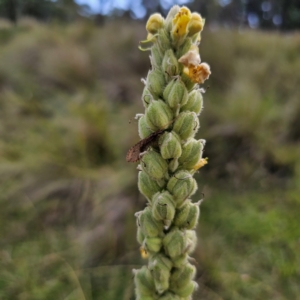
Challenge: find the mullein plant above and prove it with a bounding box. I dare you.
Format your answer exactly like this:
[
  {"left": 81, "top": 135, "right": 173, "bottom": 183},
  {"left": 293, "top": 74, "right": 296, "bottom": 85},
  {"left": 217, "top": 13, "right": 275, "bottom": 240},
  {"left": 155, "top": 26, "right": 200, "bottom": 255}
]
[{"left": 129, "top": 6, "right": 211, "bottom": 300}]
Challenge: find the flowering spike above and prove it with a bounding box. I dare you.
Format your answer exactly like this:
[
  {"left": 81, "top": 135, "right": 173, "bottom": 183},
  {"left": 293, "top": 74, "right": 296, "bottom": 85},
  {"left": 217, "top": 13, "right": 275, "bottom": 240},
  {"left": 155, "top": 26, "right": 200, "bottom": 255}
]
[{"left": 130, "top": 6, "right": 211, "bottom": 299}]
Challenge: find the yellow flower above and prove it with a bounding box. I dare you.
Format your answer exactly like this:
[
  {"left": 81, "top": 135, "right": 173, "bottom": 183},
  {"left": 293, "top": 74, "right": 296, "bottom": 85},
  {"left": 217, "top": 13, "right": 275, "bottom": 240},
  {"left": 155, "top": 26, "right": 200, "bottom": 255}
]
[
  {"left": 188, "top": 13, "right": 205, "bottom": 36},
  {"left": 172, "top": 6, "right": 191, "bottom": 38},
  {"left": 193, "top": 157, "right": 208, "bottom": 171},
  {"left": 146, "top": 13, "right": 164, "bottom": 35},
  {"left": 140, "top": 246, "right": 149, "bottom": 259}
]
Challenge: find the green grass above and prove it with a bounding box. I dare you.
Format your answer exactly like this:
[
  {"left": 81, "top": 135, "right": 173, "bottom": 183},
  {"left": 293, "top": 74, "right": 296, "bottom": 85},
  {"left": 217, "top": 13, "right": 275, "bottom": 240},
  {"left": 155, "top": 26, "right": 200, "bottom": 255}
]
[{"left": 0, "top": 19, "right": 299, "bottom": 299}]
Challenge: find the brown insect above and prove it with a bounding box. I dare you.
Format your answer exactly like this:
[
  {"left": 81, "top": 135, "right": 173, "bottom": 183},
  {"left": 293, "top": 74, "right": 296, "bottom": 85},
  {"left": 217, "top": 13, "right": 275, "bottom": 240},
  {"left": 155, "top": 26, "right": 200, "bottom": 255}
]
[{"left": 126, "top": 128, "right": 166, "bottom": 162}]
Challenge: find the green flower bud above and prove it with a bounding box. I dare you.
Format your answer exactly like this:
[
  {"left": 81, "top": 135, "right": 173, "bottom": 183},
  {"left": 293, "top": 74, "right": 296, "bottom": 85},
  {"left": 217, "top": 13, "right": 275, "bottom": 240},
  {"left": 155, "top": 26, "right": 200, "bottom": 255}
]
[
  {"left": 173, "top": 200, "right": 200, "bottom": 229},
  {"left": 169, "top": 158, "right": 179, "bottom": 173},
  {"left": 145, "top": 100, "right": 173, "bottom": 131},
  {"left": 178, "top": 138, "right": 203, "bottom": 170},
  {"left": 141, "top": 87, "right": 153, "bottom": 109},
  {"left": 163, "top": 77, "right": 188, "bottom": 110},
  {"left": 185, "top": 230, "right": 197, "bottom": 254},
  {"left": 181, "top": 89, "right": 203, "bottom": 115},
  {"left": 165, "top": 5, "right": 180, "bottom": 31},
  {"left": 170, "top": 263, "right": 196, "bottom": 292},
  {"left": 141, "top": 151, "right": 168, "bottom": 180},
  {"left": 173, "top": 111, "right": 199, "bottom": 141},
  {"left": 136, "top": 207, "right": 164, "bottom": 238},
  {"left": 144, "top": 236, "right": 163, "bottom": 253},
  {"left": 162, "top": 49, "right": 179, "bottom": 78},
  {"left": 152, "top": 191, "right": 176, "bottom": 227},
  {"left": 146, "top": 13, "right": 164, "bottom": 35},
  {"left": 159, "top": 131, "right": 182, "bottom": 159},
  {"left": 163, "top": 228, "right": 187, "bottom": 258},
  {"left": 171, "top": 280, "right": 198, "bottom": 298},
  {"left": 158, "top": 293, "right": 181, "bottom": 300},
  {"left": 167, "top": 170, "right": 197, "bottom": 207},
  {"left": 138, "top": 171, "right": 163, "bottom": 202},
  {"left": 176, "top": 37, "right": 193, "bottom": 60},
  {"left": 157, "top": 28, "right": 172, "bottom": 52},
  {"left": 150, "top": 44, "right": 163, "bottom": 68},
  {"left": 133, "top": 266, "right": 156, "bottom": 298},
  {"left": 149, "top": 253, "right": 172, "bottom": 294},
  {"left": 138, "top": 114, "right": 153, "bottom": 139},
  {"left": 146, "top": 69, "right": 165, "bottom": 99},
  {"left": 171, "top": 253, "right": 188, "bottom": 268},
  {"left": 137, "top": 226, "right": 145, "bottom": 245}
]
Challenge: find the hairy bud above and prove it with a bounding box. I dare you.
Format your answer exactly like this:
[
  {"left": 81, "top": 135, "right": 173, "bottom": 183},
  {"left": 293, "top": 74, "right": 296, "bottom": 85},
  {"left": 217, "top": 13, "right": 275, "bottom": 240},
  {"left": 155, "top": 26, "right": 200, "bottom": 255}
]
[
  {"left": 167, "top": 170, "right": 197, "bottom": 207},
  {"left": 163, "top": 77, "right": 188, "bottom": 110},
  {"left": 178, "top": 138, "right": 204, "bottom": 170},
  {"left": 152, "top": 191, "right": 176, "bottom": 227},
  {"left": 159, "top": 131, "right": 182, "bottom": 160},
  {"left": 146, "top": 13, "right": 164, "bottom": 35},
  {"left": 145, "top": 100, "right": 173, "bottom": 131},
  {"left": 141, "top": 151, "right": 168, "bottom": 180},
  {"left": 173, "top": 111, "right": 199, "bottom": 141},
  {"left": 163, "top": 228, "right": 187, "bottom": 258},
  {"left": 181, "top": 89, "right": 203, "bottom": 115},
  {"left": 173, "top": 200, "right": 200, "bottom": 229},
  {"left": 136, "top": 207, "right": 164, "bottom": 238},
  {"left": 138, "top": 170, "right": 163, "bottom": 202},
  {"left": 146, "top": 69, "right": 165, "bottom": 99}
]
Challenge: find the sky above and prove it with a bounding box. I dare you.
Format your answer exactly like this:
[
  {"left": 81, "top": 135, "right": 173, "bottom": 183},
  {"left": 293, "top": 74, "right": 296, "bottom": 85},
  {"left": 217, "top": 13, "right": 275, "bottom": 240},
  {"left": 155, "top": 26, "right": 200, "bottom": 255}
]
[{"left": 74, "top": 0, "right": 192, "bottom": 18}]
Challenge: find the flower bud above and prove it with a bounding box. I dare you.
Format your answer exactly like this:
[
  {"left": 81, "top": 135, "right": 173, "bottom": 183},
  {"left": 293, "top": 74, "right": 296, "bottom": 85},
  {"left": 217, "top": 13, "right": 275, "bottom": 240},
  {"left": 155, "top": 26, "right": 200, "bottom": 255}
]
[
  {"left": 136, "top": 207, "right": 164, "bottom": 238},
  {"left": 158, "top": 293, "right": 181, "bottom": 300},
  {"left": 141, "top": 150, "right": 168, "bottom": 180},
  {"left": 159, "top": 131, "right": 182, "bottom": 160},
  {"left": 165, "top": 5, "right": 180, "bottom": 31},
  {"left": 157, "top": 28, "right": 172, "bottom": 52},
  {"left": 163, "top": 228, "right": 186, "bottom": 258},
  {"left": 168, "top": 158, "right": 179, "bottom": 173},
  {"left": 163, "top": 77, "right": 188, "bottom": 110},
  {"left": 145, "top": 100, "right": 173, "bottom": 131},
  {"left": 133, "top": 266, "right": 156, "bottom": 298},
  {"left": 173, "top": 200, "right": 200, "bottom": 229},
  {"left": 152, "top": 191, "right": 176, "bottom": 227},
  {"left": 144, "top": 236, "right": 163, "bottom": 253},
  {"left": 167, "top": 170, "right": 197, "bottom": 207},
  {"left": 176, "top": 37, "right": 193, "bottom": 60},
  {"left": 137, "top": 226, "right": 145, "bottom": 244},
  {"left": 141, "top": 87, "right": 153, "bottom": 109},
  {"left": 171, "top": 253, "right": 188, "bottom": 268},
  {"left": 149, "top": 254, "right": 172, "bottom": 294},
  {"left": 138, "top": 171, "right": 163, "bottom": 202},
  {"left": 138, "top": 114, "right": 153, "bottom": 139},
  {"left": 150, "top": 43, "right": 163, "bottom": 68},
  {"left": 178, "top": 138, "right": 203, "bottom": 170},
  {"left": 146, "top": 13, "right": 164, "bottom": 35},
  {"left": 181, "top": 89, "right": 203, "bottom": 115},
  {"left": 162, "top": 49, "right": 179, "bottom": 78},
  {"left": 146, "top": 69, "right": 165, "bottom": 99},
  {"left": 170, "top": 263, "right": 196, "bottom": 291},
  {"left": 185, "top": 230, "right": 197, "bottom": 254},
  {"left": 172, "top": 111, "right": 199, "bottom": 141},
  {"left": 171, "top": 281, "right": 198, "bottom": 299},
  {"left": 187, "top": 13, "right": 205, "bottom": 37}
]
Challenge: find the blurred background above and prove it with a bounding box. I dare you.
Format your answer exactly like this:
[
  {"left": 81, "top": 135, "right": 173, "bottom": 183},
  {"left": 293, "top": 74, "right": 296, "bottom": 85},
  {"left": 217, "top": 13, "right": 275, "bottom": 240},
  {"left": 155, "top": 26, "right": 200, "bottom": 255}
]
[{"left": 0, "top": 0, "right": 300, "bottom": 299}]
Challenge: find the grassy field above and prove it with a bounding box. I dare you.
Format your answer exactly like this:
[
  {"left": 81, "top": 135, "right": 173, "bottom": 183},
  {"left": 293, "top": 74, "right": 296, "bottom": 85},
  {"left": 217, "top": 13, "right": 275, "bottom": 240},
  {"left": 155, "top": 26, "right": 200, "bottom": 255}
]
[{"left": 0, "top": 18, "right": 299, "bottom": 299}]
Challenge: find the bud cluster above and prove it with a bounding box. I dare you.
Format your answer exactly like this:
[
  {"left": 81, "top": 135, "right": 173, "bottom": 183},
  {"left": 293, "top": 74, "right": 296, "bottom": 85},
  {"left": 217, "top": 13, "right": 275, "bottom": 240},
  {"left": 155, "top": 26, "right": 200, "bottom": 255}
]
[{"left": 132, "top": 6, "right": 210, "bottom": 300}]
